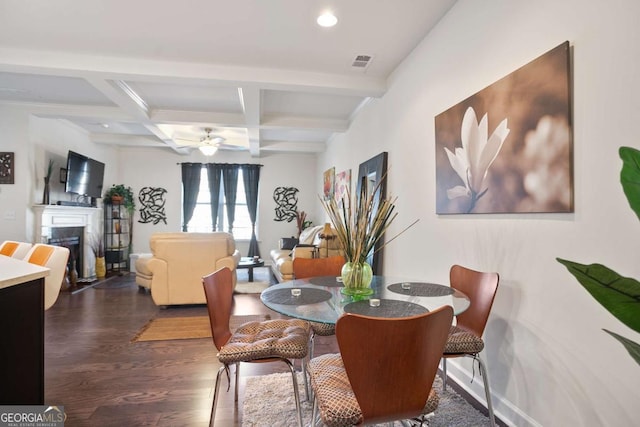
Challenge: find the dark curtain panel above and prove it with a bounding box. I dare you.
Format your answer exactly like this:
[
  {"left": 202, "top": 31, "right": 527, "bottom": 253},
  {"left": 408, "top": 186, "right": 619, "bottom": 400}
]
[
  {"left": 205, "top": 164, "right": 222, "bottom": 231},
  {"left": 181, "top": 163, "right": 202, "bottom": 232},
  {"left": 242, "top": 164, "right": 261, "bottom": 257},
  {"left": 221, "top": 164, "right": 239, "bottom": 233}
]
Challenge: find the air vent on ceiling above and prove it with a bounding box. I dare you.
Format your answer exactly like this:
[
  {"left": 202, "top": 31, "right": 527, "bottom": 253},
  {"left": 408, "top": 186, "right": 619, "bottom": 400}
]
[{"left": 352, "top": 54, "right": 373, "bottom": 69}]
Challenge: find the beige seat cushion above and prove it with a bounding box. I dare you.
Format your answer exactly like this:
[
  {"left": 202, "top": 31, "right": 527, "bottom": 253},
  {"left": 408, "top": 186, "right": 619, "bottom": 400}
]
[
  {"left": 218, "top": 318, "right": 311, "bottom": 364},
  {"left": 444, "top": 325, "right": 485, "bottom": 354}
]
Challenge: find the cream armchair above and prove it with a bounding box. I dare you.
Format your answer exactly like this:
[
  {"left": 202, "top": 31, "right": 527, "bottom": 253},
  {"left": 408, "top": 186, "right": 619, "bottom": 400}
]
[
  {"left": 136, "top": 232, "right": 241, "bottom": 306},
  {"left": 270, "top": 224, "right": 344, "bottom": 283}
]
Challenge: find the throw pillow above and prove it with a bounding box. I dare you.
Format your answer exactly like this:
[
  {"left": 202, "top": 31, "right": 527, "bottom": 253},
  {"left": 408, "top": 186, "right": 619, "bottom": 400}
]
[{"left": 279, "top": 237, "right": 299, "bottom": 250}]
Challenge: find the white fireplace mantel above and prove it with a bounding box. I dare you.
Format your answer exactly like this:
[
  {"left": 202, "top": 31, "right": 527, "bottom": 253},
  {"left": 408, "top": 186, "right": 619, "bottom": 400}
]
[{"left": 32, "top": 205, "right": 102, "bottom": 280}]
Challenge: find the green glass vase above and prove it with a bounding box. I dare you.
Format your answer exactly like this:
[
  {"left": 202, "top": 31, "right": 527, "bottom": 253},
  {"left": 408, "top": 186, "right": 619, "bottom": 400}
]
[{"left": 340, "top": 261, "right": 374, "bottom": 296}]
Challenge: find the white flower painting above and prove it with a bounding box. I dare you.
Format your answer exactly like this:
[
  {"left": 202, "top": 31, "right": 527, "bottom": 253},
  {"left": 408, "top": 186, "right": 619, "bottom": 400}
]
[
  {"left": 444, "top": 107, "right": 510, "bottom": 212},
  {"left": 435, "top": 41, "right": 573, "bottom": 214}
]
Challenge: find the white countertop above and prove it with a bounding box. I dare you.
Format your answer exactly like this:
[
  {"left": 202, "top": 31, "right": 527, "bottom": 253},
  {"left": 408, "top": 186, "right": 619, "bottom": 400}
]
[{"left": 0, "top": 255, "right": 50, "bottom": 290}]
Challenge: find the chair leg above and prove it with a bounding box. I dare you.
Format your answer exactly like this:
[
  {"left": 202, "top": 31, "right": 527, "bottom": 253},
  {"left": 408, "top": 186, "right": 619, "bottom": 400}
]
[
  {"left": 473, "top": 355, "right": 496, "bottom": 427},
  {"left": 210, "top": 365, "right": 226, "bottom": 427},
  {"left": 442, "top": 358, "right": 448, "bottom": 391},
  {"left": 301, "top": 357, "right": 310, "bottom": 402},
  {"left": 311, "top": 397, "right": 318, "bottom": 427},
  {"left": 234, "top": 362, "right": 240, "bottom": 403},
  {"left": 282, "top": 358, "right": 304, "bottom": 427},
  {"left": 309, "top": 332, "right": 316, "bottom": 360}
]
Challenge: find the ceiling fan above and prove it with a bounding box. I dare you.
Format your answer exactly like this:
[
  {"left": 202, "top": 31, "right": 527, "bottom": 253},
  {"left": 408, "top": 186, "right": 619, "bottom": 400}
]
[{"left": 174, "top": 127, "right": 245, "bottom": 155}]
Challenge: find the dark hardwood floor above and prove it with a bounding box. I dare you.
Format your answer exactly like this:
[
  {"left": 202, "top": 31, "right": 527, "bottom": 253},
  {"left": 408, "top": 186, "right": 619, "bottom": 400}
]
[
  {"left": 44, "top": 268, "right": 337, "bottom": 426},
  {"left": 44, "top": 267, "right": 503, "bottom": 426}
]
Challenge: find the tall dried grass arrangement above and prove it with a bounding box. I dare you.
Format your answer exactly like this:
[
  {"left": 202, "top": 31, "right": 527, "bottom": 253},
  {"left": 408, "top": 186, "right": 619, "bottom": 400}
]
[
  {"left": 321, "top": 177, "right": 417, "bottom": 264},
  {"left": 90, "top": 232, "right": 105, "bottom": 258}
]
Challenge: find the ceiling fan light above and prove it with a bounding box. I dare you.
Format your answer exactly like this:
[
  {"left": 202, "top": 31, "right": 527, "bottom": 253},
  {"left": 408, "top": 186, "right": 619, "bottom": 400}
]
[{"left": 199, "top": 145, "right": 218, "bottom": 156}]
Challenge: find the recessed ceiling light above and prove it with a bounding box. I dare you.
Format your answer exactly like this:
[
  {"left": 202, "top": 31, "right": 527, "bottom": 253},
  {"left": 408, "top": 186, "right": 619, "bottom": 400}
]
[{"left": 317, "top": 12, "right": 338, "bottom": 28}]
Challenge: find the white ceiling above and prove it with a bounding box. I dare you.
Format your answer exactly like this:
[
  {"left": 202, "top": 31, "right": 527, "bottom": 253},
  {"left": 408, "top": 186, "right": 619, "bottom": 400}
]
[{"left": 0, "top": 0, "right": 456, "bottom": 156}]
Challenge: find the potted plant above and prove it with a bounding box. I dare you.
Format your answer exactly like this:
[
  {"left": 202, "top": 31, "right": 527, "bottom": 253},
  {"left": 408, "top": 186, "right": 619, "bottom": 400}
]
[{"left": 103, "top": 184, "right": 135, "bottom": 213}]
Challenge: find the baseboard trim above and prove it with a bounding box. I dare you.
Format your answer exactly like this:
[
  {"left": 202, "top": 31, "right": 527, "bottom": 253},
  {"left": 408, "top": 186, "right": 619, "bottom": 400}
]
[{"left": 444, "top": 360, "right": 541, "bottom": 427}]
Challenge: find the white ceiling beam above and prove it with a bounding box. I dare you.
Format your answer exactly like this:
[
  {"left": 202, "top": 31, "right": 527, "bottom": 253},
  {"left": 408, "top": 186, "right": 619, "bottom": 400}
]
[
  {"left": 239, "top": 87, "right": 262, "bottom": 157},
  {"left": 89, "top": 133, "right": 165, "bottom": 147},
  {"left": 261, "top": 115, "right": 349, "bottom": 132},
  {"left": 2, "top": 101, "right": 133, "bottom": 121},
  {"left": 0, "top": 47, "right": 386, "bottom": 97},
  {"left": 83, "top": 77, "right": 192, "bottom": 154},
  {"left": 151, "top": 110, "right": 246, "bottom": 127},
  {"left": 260, "top": 141, "right": 326, "bottom": 153},
  {"left": 239, "top": 87, "right": 261, "bottom": 126},
  {"left": 247, "top": 128, "right": 261, "bottom": 158},
  {"left": 84, "top": 77, "right": 150, "bottom": 120}
]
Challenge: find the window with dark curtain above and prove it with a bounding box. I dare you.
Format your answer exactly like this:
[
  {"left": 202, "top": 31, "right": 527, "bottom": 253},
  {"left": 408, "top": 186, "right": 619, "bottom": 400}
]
[
  {"left": 242, "top": 164, "right": 261, "bottom": 257},
  {"left": 181, "top": 163, "right": 202, "bottom": 232}
]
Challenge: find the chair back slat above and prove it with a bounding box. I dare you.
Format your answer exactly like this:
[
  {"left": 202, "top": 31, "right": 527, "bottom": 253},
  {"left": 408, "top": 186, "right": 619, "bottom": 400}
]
[
  {"left": 292, "top": 255, "right": 345, "bottom": 279},
  {"left": 202, "top": 267, "right": 234, "bottom": 350},
  {"left": 336, "top": 305, "right": 453, "bottom": 424},
  {"left": 23, "top": 244, "right": 69, "bottom": 310},
  {"left": 27, "top": 245, "right": 55, "bottom": 266},
  {"left": 450, "top": 264, "right": 499, "bottom": 337},
  {"left": 0, "top": 241, "right": 19, "bottom": 256}
]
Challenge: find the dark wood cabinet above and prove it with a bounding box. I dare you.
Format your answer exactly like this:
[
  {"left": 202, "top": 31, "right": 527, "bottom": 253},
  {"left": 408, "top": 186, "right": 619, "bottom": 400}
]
[{"left": 0, "top": 276, "right": 45, "bottom": 404}]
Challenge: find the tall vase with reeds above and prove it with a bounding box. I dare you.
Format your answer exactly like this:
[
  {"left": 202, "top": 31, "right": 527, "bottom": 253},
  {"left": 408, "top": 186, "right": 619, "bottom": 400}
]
[
  {"left": 322, "top": 177, "right": 416, "bottom": 296},
  {"left": 91, "top": 232, "right": 106, "bottom": 279}
]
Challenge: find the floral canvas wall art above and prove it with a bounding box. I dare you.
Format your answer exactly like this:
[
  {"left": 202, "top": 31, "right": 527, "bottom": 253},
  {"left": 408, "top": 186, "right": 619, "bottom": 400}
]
[
  {"left": 435, "top": 41, "right": 573, "bottom": 214},
  {"left": 323, "top": 167, "right": 335, "bottom": 200},
  {"left": 334, "top": 169, "right": 351, "bottom": 204}
]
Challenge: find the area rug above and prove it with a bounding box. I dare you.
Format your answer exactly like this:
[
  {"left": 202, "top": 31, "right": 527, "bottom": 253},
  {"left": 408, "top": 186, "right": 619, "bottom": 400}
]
[
  {"left": 242, "top": 372, "right": 490, "bottom": 427},
  {"left": 131, "top": 314, "right": 270, "bottom": 342},
  {"left": 235, "top": 280, "right": 270, "bottom": 294}
]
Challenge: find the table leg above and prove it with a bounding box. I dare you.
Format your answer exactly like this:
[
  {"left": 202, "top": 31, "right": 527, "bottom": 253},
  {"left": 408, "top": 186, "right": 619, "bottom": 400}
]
[{"left": 248, "top": 267, "right": 254, "bottom": 282}]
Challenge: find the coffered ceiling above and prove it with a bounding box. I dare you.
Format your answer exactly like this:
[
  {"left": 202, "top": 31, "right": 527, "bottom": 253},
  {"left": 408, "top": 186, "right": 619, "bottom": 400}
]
[{"left": 0, "top": 0, "right": 456, "bottom": 157}]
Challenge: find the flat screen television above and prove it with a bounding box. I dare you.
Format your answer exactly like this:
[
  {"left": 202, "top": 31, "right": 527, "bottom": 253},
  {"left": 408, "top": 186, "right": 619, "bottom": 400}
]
[{"left": 64, "top": 150, "right": 105, "bottom": 199}]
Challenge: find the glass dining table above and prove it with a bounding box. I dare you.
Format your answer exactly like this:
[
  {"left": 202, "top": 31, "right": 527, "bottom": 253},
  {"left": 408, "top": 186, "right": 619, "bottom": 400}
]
[{"left": 261, "top": 275, "right": 470, "bottom": 325}]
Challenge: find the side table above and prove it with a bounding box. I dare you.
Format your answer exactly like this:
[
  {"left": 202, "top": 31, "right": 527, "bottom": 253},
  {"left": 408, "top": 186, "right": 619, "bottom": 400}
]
[{"left": 237, "top": 257, "right": 265, "bottom": 282}]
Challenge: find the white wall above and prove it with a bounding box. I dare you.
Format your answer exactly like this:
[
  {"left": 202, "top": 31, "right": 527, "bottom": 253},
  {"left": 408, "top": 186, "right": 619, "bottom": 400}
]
[
  {"left": 118, "top": 148, "right": 318, "bottom": 258},
  {"left": 0, "top": 108, "right": 119, "bottom": 242},
  {"left": 319, "top": 1, "right": 640, "bottom": 426}
]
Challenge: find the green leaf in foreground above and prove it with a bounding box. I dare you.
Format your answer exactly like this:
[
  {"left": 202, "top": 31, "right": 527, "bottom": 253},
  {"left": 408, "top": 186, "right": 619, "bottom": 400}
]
[
  {"left": 603, "top": 329, "right": 640, "bottom": 367},
  {"left": 620, "top": 146, "right": 640, "bottom": 222},
  {"left": 557, "top": 258, "right": 640, "bottom": 333}
]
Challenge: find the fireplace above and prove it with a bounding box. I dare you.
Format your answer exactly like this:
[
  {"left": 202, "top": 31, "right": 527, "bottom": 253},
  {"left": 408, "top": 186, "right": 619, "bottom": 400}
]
[
  {"left": 32, "top": 205, "right": 102, "bottom": 281},
  {"left": 49, "top": 226, "right": 84, "bottom": 281}
]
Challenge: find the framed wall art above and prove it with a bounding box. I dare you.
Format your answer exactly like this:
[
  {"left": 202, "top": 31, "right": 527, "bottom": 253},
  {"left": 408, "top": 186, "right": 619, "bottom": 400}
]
[
  {"left": 0, "top": 152, "right": 15, "bottom": 184},
  {"left": 334, "top": 169, "right": 351, "bottom": 204},
  {"left": 435, "top": 41, "right": 573, "bottom": 214},
  {"left": 323, "top": 167, "right": 335, "bottom": 200}
]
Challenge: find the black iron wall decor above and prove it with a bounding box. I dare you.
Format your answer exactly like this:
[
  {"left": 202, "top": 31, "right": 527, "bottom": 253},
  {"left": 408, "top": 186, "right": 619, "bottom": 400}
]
[
  {"left": 138, "top": 187, "right": 168, "bottom": 224},
  {"left": 0, "top": 152, "right": 14, "bottom": 184},
  {"left": 273, "top": 186, "right": 298, "bottom": 222}
]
